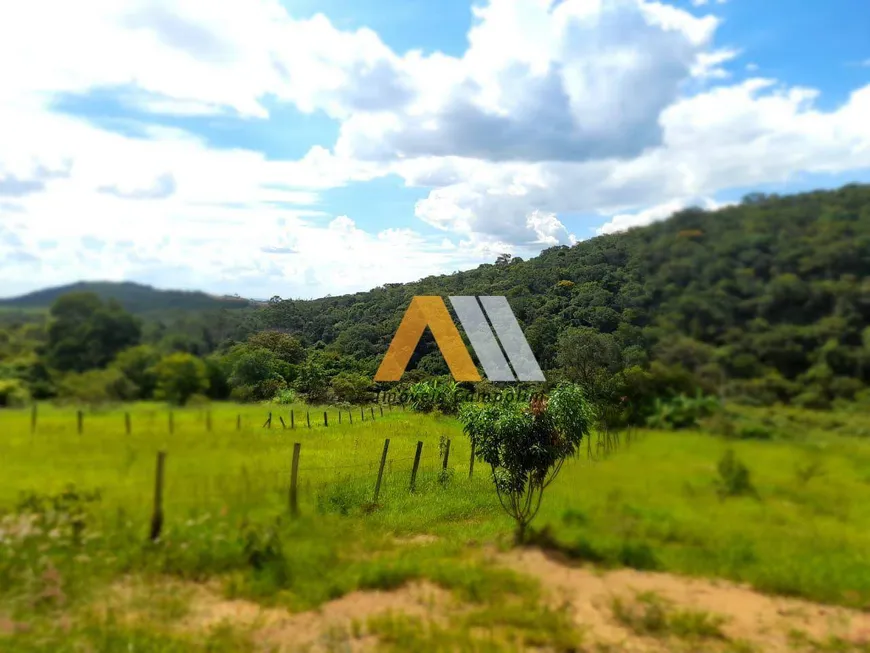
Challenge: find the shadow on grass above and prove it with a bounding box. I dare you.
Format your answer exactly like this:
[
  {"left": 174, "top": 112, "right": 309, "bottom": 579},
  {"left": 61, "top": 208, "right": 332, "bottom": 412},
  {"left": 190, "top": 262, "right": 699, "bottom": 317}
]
[{"left": 523, "top": 524, "right": 661, "bottom": 572}]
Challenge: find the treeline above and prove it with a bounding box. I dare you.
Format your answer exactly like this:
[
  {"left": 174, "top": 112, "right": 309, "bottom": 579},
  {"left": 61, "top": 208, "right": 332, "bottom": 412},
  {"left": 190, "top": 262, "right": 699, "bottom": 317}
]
[
  {"left": 254, "top": 184, "right": 870, "bottom": 410},
  {"left": 0, "top": 292, "right": 370, "bottom": 407},
  {"left": 1, "top": 184, "right": 870, "bottom": 411}
]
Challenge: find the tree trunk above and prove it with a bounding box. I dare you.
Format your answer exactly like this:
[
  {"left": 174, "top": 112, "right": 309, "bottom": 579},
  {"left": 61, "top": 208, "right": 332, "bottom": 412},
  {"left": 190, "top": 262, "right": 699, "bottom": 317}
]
[{"left": 515, "top": 519, "right": 527, "bottom": 545}]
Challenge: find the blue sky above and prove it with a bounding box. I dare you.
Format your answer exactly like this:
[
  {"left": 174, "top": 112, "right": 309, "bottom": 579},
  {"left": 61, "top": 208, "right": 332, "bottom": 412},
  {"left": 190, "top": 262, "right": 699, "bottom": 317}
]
[{"left": 1, "top": 0, "right": 869, "bottom": 300}]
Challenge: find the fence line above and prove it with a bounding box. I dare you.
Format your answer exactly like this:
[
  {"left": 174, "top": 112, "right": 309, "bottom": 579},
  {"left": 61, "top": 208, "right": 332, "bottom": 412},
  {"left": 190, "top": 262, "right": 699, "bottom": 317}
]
[{"left": 23, "top": 402, "right": 409, "bottom": 436}]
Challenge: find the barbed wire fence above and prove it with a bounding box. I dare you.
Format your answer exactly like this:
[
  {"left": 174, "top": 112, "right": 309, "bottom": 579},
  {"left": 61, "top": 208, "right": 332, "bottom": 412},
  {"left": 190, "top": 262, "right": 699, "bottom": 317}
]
[{"left": 10, "top": 392, "right": 634, "bottom": 541}]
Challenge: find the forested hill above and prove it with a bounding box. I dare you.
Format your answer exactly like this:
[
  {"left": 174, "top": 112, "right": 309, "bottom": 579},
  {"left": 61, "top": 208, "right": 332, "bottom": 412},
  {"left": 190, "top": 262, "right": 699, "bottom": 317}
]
[
  {"left": 2, "top": 183, "right": 869, "bottom": 410},
  {"left": 256, "top": 183, "right": 870, "bottom": 406},
  {"left": 0, "top": 281, "right": 253, "bottom": 315}
]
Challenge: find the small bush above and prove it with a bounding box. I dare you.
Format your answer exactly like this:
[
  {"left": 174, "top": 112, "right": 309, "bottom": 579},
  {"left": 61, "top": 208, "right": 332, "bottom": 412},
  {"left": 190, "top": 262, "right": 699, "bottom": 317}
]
[
  {"left": 271, "top": 388, "right": 297, "bottom": 405},
  {"left": 0, "top": 378, "right": 30, "bottom": 407},
  {"left": 316, "top": 480, "right": 366, "bottom": 516},
  {"left": 437, "top": 468, "right": 455, "bottom": 488},
  {"left": 792, "top": 389, "right": 831, "bottom": 410},
  {"left": 405, "top": 379, "right": 464, "bottom": 415},
  {"left": 647, "top": 393, "right": 720, "bottom": 430},
  {"left": 715, "top": 449, "right": 757, "bottom": 500},
  {"left": 736, "top": 424, "right": 774, "bottom": 440},
  {"left": 794, "top": 457, "right": 826, "bottom": 487}
]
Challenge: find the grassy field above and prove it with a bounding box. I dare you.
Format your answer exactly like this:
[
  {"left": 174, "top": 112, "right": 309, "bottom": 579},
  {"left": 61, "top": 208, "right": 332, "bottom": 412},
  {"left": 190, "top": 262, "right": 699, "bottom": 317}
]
[{"left": 2, "top": 401, "right": 870, "bottom": 651}]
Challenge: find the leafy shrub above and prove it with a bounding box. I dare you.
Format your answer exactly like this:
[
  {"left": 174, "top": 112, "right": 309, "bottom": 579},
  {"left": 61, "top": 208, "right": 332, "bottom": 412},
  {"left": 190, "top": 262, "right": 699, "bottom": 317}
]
[
  {"left": 727, "top": 373, "right": 800, "bottom": 406},
  {"left": 228, "top": 347, "right": 289, "bottom": 402},
  {"left": 330, "top": 372, "right": 372, "bottom": 404},
  {"left": 794, "top": 457, "right": 826, "bottom": 487},
  {"left": 271, "top": 388, "right": 297, "bottom": 405},
  {"left": 736, "top": 424, "right": 774, "bottom": 440},
  {"left": 793, "top": 389, "right": 831, "bottom": 410},
  {"left": 715, "top": 450, "right": 757, "bottom": 499},
  {"left": 257, "top": 378, "right": 287, "bottom": 403},
  {"left": 316, "top": 480, "right": 366, "bottom": 516},
  {"left": 293, "top": 358, "right": 329, "bottom": 403},
  {"left": 646, "top": 393, "right": 720, "bottom": 430},
  {"left": 152, "top": 352, "right": 210, "bottom": 406},
  {"left": 56, "top": 368, "right": 136, "bottom": 406},
  {"left": 0, "top": 378, "right": 30, "bottom": 407},
  {"left": 405, "top": 379, "right": 463, "bottom": 415},
  {"left": 13, "top": 484, "right": 102, "bottom": 546},
  {"left": 110, "top": 345, "right": 160, "bottom": 399},
  {"left": 437, "top": 467, "right": 454, "bottom": 488}
]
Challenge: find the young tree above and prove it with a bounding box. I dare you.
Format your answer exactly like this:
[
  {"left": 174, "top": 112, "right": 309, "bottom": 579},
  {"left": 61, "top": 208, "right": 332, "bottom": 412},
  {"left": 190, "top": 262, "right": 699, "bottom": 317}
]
[{"left": 459, "top": 383, "right": 594, "bottom": 543}]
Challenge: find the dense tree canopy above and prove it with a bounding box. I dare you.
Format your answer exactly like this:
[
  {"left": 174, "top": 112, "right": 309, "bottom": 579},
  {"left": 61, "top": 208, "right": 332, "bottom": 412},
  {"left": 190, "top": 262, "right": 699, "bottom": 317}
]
[{"left": 1, "top": 184, "right": 869, "bottom": 408}]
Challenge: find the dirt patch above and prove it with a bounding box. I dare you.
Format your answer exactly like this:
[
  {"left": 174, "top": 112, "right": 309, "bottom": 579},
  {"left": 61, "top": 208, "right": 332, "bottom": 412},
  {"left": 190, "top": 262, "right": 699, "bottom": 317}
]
[
  {"left": 0, "top": 615, "right": 30, "bottom": 635},
  {"left": 95, "top": 553, "right": 870, "bottom": 652},
  {"left": 391, "top": 534, "right": 439, "bottom": 546},
  {"left": 182, "top": 581, "right": 454, "bottom": 653},
  {"left": 499, "top": 547, "right": 870, "bottom": 652}
]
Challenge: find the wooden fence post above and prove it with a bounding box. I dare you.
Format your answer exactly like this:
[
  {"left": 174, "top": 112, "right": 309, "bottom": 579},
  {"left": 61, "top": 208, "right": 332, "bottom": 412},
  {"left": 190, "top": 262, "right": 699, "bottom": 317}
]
[
  {"left": 125, "top": 412, "right": 131, "bottom": 436},
  {"left": 236, "top": 414, "right": 241, "bottom": 431},
  {"left": 370, "top": 406, "right": 375, "bottom": 420},
  {"left": 349, "top": 410, "right": 353, "bottom": 425},
  {"left": 442, "top": 439, "right": 451, "bottom": 471},
  {"left": 279, "top": 416, "right": 287, "bottom": 429},
  {"left": 306, "top": 411, "right": 311, "bottom": 428},
  {"left": 339, "top": 410, "right": 342, "bottom": 424},
  {"left": 380, "top": 405, "right": 384, "bottom": 417},
  {"left": 469, "top": 441, "right": 476, "bottom": 478},
  {"left": 373, "top": 438, "right": 391, "bottom": 504},
  {"left": 323, "top": 411, "right": 328, "bottom": 427},
  {"left": 289, "top": 442, "right": 301, "bottom": 517},
  {"left": 361, "top": 406, "right": 365, "bottom": 422},
  {"left": 410, "top": 441, "right": 423, "bottom": 492},
  {"left": 77, "top": 410, "right": 83, "bottom": 435},
  {"left": 263, "top": 412, "right": 272, "bottom": 429},
  {"left": 149, "top": 451, "right": 167, "bottom": 542},
  {"left": 291, "top": 410, "right": 295, "bottom": 429},
  {"left": 30, "top": 405, "right": 37, "bottom": 435}
]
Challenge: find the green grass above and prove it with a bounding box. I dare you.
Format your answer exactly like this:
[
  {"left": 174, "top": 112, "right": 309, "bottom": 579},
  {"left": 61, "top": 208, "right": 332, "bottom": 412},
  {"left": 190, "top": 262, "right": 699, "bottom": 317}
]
[{"left": 2, "top": 401, "right": 870, "bottom": 650}]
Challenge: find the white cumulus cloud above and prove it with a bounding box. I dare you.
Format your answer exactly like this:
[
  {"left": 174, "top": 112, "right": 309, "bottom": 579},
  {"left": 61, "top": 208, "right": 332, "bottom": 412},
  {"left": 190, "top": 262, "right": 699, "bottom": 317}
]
[{"left": 0, "top": 0, "right": 869, "bottom": 298}]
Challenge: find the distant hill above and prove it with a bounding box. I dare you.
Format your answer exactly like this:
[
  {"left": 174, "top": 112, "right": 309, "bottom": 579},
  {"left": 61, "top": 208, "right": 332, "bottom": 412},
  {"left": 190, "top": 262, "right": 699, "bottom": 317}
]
[{"left": 0, "top": 281, "right": 253, "bottom": 315}]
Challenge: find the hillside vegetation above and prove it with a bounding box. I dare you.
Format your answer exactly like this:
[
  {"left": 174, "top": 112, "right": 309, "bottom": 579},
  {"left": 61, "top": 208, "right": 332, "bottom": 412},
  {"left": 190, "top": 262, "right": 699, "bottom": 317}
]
[
  {"left": 257, "top": 184, "right": 870, "bottom": 408},
  {"left": 1, "top": 184, "right": 870, "bottom": 413}
]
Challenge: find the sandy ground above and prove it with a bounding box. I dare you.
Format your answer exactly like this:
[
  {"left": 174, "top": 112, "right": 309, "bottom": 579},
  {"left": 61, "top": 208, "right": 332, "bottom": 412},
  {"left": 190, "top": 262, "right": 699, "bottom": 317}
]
[
  {"left": 97, "top": 546, "right": 870, "bottom": 652},
  {"left": 181, "top": 580, "right": 454, "bottom": 652},
  {"left": 498, "top": 547, "right": 870, "bottom": 652}
]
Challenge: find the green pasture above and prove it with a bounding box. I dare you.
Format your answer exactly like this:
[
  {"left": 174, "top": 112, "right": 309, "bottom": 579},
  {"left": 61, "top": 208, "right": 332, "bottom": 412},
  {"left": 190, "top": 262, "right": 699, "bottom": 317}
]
[{"left": 2, "top": 401, "right": 870, "bottom": 650}]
